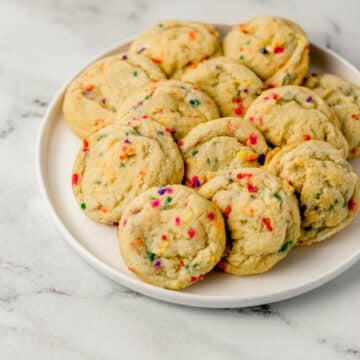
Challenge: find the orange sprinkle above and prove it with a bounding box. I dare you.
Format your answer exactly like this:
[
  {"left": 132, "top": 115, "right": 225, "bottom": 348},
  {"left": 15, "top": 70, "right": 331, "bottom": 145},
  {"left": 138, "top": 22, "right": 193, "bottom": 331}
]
[
  {"left": 139, "top": 170, "right": 146, "bottom": 177},
  {"left": 85, "top": 84, "right": 95, "bottom": 92},
  {"left": 151, "top": 57, "right": 162, "bottom": 64},
  {"left": 82, "top": 138, "right": 89, "bottom": 151},
  {"left": 136, "top": 238, "right": 143, "bottom": 246},
  {"left": 239, "top": 23, "right": 248, "bottom": 33},
  {"left": 247, "top": 154, "right": 258, "bottom": 162},
  {"left": 188, "top": 31, "right": 197, "bottom": 40}
]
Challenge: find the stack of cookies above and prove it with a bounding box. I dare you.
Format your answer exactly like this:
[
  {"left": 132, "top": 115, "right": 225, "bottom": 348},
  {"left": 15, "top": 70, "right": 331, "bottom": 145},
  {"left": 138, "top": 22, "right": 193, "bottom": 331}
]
[{"left": 64, "top": 17, "right": 360, "bottom": 290}]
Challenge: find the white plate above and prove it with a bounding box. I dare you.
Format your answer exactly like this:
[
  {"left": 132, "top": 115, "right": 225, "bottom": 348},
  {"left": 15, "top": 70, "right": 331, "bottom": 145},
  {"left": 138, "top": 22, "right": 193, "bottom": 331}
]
[{"left": 37, "top": 24, "right": 360, "bottom": 308}]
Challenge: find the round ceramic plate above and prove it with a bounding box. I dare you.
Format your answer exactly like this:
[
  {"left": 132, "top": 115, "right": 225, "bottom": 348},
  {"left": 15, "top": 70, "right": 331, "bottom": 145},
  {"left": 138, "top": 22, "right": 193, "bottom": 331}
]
[{"left": 37, "top": 24, "right": 360, "bottom": 308}]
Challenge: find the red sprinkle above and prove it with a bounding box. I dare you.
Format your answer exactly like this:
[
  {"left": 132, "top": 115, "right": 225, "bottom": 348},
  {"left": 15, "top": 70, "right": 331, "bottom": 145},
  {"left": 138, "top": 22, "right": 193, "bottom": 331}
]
[
  {"left": 305, "top": 44, "right": 311, "bottom": 51},
  {"left": 161, "top": 234, "right": 167, "bottom": 240},
  {"left": 274, "top": 46, "right": 285, "bottom": 54},
  {"left": 191, "top": 274, "right": 205, "bottom": 282},
  {"left": 351, "top": 148, "right": 357, "bottom": 155},
  {"left": 165, "top": 128, "right": 172, "bottom": 133},
  {"left": 247, "top": 184, "right": 257, "bottom": 193},
  {"left": 166, "top": 188, "right": 173, "bottom": 194},
  {"left": 268, "top": 83, "right": 277, "bottom": 89},
  {"left": 72, "top": 173, "right": 79, "bottom": 185},
  {"left": 151, "top": 199, "right": 160, "bottom": 208},
  {"left": 248, "top": 116, "right": 255, "bottom": 123},
  {"left": 178, "top": 140, "right": 184, "bottom": 147},
  {"left": 262, "top": 218, "right": 273, "bottom": 232},
  {"left": 236, "top": 172, "right": 252, "bottom": 179},
  {"left": 188, "top": 229, "right": 196, "bottom": 238},
  {"left": 207, "top": 212, "right": 215, "bottom": 220},
  {"left": 348, "top": 199, "right": 357, "bottom": 211},
  {"left": 179, "top": 260, "right": 184, "bottom": 267},
  {"left": 175, "top": 217, "right": 181, "bottom": 226},
  {"left": 82, "top": 138, "right": 89, "bottom": 151},
  {"left": 304, "top": 134, "right": 311, "bottom": 141},
  {"left": 248, "top": 134, "right": 258, "bottom": 145},
  {"left": 190, "top": 176, "right": 201, "bottom": 188},
  {"left": 272, "top": 93, "right": 279, "bottom": 100},
  {"left": 224, "top": 205, "right": 232, "bottom": 218},
  {"left": 351, "top": 114, "right": 359, "bottom": 120}
]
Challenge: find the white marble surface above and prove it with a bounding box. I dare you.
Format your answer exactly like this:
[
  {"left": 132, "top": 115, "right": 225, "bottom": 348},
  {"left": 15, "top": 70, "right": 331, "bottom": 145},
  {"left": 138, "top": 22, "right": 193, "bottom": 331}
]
[{"left": 1, "top": 0, "right": 360, "bottom": 358}]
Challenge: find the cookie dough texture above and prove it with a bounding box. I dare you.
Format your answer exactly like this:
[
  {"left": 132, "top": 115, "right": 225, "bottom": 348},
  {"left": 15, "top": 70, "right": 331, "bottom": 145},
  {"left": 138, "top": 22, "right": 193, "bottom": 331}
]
[
  {"left": 305, "top": 73, "right": 360, "bottom": 158},
  {"left": 180, "top": 117, "right": 269, "bottom": 188},
  {"left": 119, "top": 185, "right": 226, "bottom": 289},
  {"left": 181, "top": 57, "right": 263, "bottom": 117},
  {"left": 266, "top": 141, "right": 360, "bottom": 245},
  {"left": 116, "top": 80, "right": 220, "bottom": 140},
  {"left": 63, "top": 53, "right": 166, "bottom": 138},
  {"left": 129, "top": 20, "right": 221, "bottom": 78},
  {"left": 245, "top": 85, "right": 349, "bottom": 157},
  {"left": 199, "top": 168, "right": 300, "bottom": 275},
  {"left": 71, "top": 120, "right": 184, "bottom": 224},
  {"left": 223, "top": 16, "right": 310, "bottom": 87}
]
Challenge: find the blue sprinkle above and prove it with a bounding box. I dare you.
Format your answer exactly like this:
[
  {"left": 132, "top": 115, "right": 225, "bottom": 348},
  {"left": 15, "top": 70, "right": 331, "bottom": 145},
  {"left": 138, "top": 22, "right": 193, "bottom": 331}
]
[
  {"left": 158, "top": 188, "right": 167, "bottom": 195},
  {"left": 257, "top": 153, "right": 266, "bottom": 165}
]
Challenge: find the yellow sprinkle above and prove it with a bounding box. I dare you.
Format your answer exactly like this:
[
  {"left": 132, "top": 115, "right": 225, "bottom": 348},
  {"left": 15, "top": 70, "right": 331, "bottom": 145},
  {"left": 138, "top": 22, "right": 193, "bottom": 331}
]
[
  {"left": 209, "top": 255, "right": 216, "bottom": 264},
  {"left": 237, "top": 150, "right": 247, "bottom": 160},
  {"left": 183, "top": 213, "right": 193, "bottom": 223}
]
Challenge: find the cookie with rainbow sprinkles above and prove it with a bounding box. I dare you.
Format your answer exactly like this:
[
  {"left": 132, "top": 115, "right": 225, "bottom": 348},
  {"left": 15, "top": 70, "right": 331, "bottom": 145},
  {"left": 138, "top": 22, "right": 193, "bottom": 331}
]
[{"left": 118, "top": 185, "right": 226, "bottom": 289}]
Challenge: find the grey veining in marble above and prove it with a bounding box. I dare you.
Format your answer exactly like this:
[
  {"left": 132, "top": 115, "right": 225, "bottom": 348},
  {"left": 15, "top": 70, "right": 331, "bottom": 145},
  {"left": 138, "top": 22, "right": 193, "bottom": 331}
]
[{"left": 1, "top": 0, "right": 360, "bottom": 358}]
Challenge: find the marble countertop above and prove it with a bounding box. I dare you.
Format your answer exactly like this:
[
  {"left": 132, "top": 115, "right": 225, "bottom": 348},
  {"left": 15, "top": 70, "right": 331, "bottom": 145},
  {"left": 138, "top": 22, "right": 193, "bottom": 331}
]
[{"left": 1, "top": 0, "right": 360, "bottom": 358}]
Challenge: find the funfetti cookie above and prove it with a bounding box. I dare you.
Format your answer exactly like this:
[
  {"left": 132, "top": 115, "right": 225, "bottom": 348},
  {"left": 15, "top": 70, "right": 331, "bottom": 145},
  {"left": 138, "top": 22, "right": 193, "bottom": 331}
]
[
  {"left": 71, "top": 120, "right": 184, "bottom": 224},
  {"left": 181, "top": 57, "right": 263, "bottom": 117},
  {"left": 245, "top": 85, "right": 349, "bottom": 157},
  {"left": 116, "top": 80, "right": 220, "bottom": 140},
  {"left": 180, "top": 117, "right": 269, "bottom": 189},
  {"left": 305, "top": 73, "right": 360, "bottom": 158},
  {"left": 223, "top": 16, "right": 310, "bottom": 87},
  {"left": 118, "top": 185, "right": 226, "bottom": 289},
  {"left": 63, "top": 53, "right": 166, "bottom": 138},
  {"left": 266, "top": 140, "right": 360, "bottom": 245},
  {"left": 199, "top": 168, "right": 300, "bottom": 275},
  {"left": 129, "top": 20, "right": 221, "bottom": 78}
]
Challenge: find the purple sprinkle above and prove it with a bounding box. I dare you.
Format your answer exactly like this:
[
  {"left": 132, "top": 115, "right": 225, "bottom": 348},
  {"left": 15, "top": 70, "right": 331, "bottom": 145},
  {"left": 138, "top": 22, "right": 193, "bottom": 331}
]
[
  {"left": 193, "top": 180, "right": 200, "bottom": 188},
  {"left": 158, "top": 188, "right": 167, "bottom": 195},
  {"left": 101, "top": 98, "right": 107, "bottom": 104},
  {"left": 306, "top": 96, "right": 313, "bottom": 103},
  {"left": 243, "top": 88, "right": 249, "bottom": 94},
  {"left": 137, "top": 47, "right": 146, "bottom": 54},
  {"left": 121, "top": 54, "right": 128, "bottom": 60},
  {"left": 133, "top": 100, "right": 143, "bottom": 110},
  {"left": 257, "top": 153, "right": 266, "bottom": 165},
  {"left": 154, "top": 260, "right": 161, "bottom": 269},
  {"left": 124, "top": 139, "right": 132, "bottom": 144}
]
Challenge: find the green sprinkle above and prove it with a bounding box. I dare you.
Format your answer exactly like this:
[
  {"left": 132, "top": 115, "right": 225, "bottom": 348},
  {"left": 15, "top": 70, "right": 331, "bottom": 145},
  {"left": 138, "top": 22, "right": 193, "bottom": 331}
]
[
  {"left": 97, "top": 134, "right": 108, "bottom": 141},
  {"left": 239, "top": 55, "right": 245, "bottom": 60},
  {"left": 272, "top": 192, "right": 282, "bottom": 201},
  {"left": 279, "top": 240, "right": 293, "bottom": 253},
  {"left": 162, "top": 196, "right": 173, "bottom": 210},
  {"left": 343, "top": 199, "right": 347, "bottom": 208},
  {"left": 246, "top": 40, "right": 251, "bottom": 45},
  {"left": 119, "top": 162, "right": 126, "bottom": 168},
  {"left": 189, "top": 99, "right": 201, "bottom": 106},
  {"left": 185, "top": 264, "right": 190, "bottom": 270},
  {"left": 133, "top": 70, "right": 138, "bottom": 77},
  {"left": 158, "top": 23, "right": 164, "bottom": 28},
  {"left": 334, "top": 199, "right": 339, "bottom": 205},
  {"left": 192, "top": 263, "right": 199, "bottom": 269},
  {"left": 315, "top": 193, "right": 321, "bottom": 199},
  {"left": 96, "top": 180, "right": 102, "bottom": 185},
  {"left": 145, "top": 94, "right": 152, "bottom": 100},
  {"left": 147, "top": 252, "right": 155, "bottom": 261},
  {"left": 80, "top": 203, "right": 86, "bottom": 210},
  {"left": 191, "top": 149, "right": 199, "bottom": 157}
]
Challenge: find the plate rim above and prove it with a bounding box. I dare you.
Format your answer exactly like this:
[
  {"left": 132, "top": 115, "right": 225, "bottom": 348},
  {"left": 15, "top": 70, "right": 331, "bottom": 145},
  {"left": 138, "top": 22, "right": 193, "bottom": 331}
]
[{"left": 36, "top": 26, "right": 360, "bottom": 308}]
